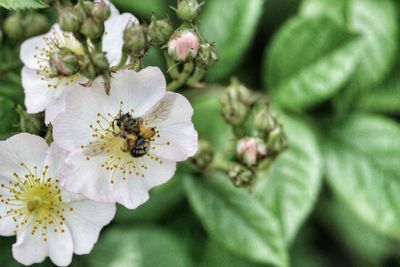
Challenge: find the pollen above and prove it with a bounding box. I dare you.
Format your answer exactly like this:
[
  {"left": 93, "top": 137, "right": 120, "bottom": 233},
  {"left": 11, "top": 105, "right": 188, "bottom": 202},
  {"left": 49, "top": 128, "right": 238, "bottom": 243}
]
[{"left": 0, "top": 164, "right": 73, "bottom": 241}]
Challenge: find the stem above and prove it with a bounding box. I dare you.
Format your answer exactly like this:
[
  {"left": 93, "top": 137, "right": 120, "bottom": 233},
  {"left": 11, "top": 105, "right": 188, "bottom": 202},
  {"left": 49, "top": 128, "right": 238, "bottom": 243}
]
[
  {"left": 163, "top": 51, "right": 180, "bottom": 79},
  {"left": 210, "top": 159, "right": 231, "bottom": 173},
  {"left": 167, "top": 62, "right": 194, "bottom": 91},
  {"left": 186, "top": 67, "right": 207, "bottom": 88}
]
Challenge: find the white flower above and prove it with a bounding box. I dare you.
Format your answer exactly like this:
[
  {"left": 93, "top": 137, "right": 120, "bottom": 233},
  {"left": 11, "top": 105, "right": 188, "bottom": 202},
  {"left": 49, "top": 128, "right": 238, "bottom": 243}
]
[
  {"left": 53, "top": 67, "right": 198, "bottom": 209},
  {"left": 0, "top": 133, "right": 116, "bottom": 266},
  {"left": 20, "top": 3, "right": 138, "bottom": 124}
]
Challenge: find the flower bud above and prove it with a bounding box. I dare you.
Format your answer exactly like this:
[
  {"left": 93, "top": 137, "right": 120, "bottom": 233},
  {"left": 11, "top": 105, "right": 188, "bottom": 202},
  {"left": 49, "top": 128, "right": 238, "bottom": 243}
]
[
  {"left": 123, "top": 24, "right": 148, "bottom": 57},
  {"left": 80, "top": 55, "right": 97, "bottom": 80},
  {"left": 192, "top": 140, "right": 214, "bottom": 170},
  {"left": 148, "top": 15, "right": 173, "bottom": 46},
  {"left": 59, "top": 7, "right": 83, "bottom": 33},
  {"left": 254, "top": 106, "right": 276, "bottom": 133},
  {"left": 4, "top": 13, "right": 24, "bottom": 41},
  {"left": 80, "top": 17, "right": 104, "bottom": 39},
  {"left": 236, "top": 137, "right": 267, "bottom": 167},
  {"left": 49, "top": 48, "right": 80, "bottom": 76},
  {"left": 221, "top": 79, "right": 255, "bottom": 126},
  {"left": 175, "top": 0, "right": 203, "bottom": 22},
  {"left": 197, "top": 42, "right": 218, "bottom": 68},
  {"left": 92, "top": 0, "right": 111, "bottom": 21},
  {"left": 229, "top": 164, "right": 254, "bottom": 188},
  {"left": 82, "top": 1, "right": 95, "bottom": 14},
  {"left": 168, "top": 29, "right": 200, "bottom": 62},
  {"left": 267, "top": 126, "right": 288, "bottom": 153},
  {"left": 23, "top": 13, "right": 50, "bottom": 38},
  {"left": 92, "top": 51, "right": 109, "bottom": 71}
]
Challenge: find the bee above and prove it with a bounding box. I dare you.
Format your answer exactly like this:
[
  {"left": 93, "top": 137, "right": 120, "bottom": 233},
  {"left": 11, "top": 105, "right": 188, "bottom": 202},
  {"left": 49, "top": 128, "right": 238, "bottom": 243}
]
[{"left": 114, "top": 111, "right": 156, "bottom": 158}]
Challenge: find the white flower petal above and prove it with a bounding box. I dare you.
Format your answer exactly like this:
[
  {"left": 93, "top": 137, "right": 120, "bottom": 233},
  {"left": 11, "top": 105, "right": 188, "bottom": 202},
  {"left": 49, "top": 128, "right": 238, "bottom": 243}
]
[
  {"left": 145, "top": 92, "right": 198, "bottom": 161},
  {"left": 108, "top": 68, "right": 166, "bottom": 116},
  {"left": 62, "top": 150, "right": 116, "bottom": 203},
  {"left": 112, "top": 157, "right": 176, "bottom": 209},
  {"left": 64, "top": 200, "right": 116, "bottom": 254},
  {"left": 0, "top": 133, "right": 48, "bottom": 180},
  {"left": 0, "top": 198, "right": 16, "bottom": 236},
  {"left": 47, "top": 226, "right": 74, "bottom": 267},
  {"left": 20, "top": 33, "right": 49, "bottom": 70},
  {"left": 12, "top": 221, "right": 48, "bottom": 266},
  {"left": 103, "top": 13, "right": 138, "bottom": 66},
  {"left": 22, "top": 67, "right": 58, "bottom": 114}
]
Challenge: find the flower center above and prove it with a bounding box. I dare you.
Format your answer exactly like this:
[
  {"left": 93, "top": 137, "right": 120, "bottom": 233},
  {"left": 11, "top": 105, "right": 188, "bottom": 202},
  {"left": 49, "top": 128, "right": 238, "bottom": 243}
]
[
  {"left": 81, "top": 106, "right": 170, "bottom": 184},
  {"left": 0, "top": 164, "right": 73, "bottom": 241}
]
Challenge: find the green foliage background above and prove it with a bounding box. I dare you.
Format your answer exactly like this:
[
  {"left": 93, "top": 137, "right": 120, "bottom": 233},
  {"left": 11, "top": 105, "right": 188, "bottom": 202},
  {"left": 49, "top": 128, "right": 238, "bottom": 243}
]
[{"left": 1, "top": 0, "right": 400, "bottom": 266}]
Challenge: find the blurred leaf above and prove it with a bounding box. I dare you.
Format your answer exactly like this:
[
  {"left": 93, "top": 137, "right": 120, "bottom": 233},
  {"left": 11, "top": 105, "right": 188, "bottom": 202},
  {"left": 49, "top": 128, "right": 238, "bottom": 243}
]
[
  {"left": 0, "top": 96, "right": 19, "bottom": 140},
  {"left": 254, "top": 115, "right": 322, "bottom": 243},
  {"left": 199, "top": 0, "right": 265, "bottom": 82},
  {"left": 199, "top": 240, "right": 264, "bottom": 267},
  {"left": 111, "top": 0, "right": 174, "bottom": 18},
  {"left": 189, "top": 87, "right": 233, "bottom": 151},
  {"left": 114, "top": 173, "right": 184, "bottom": 222},
  {"left": 0, "top": 0, "right": 47, "bottom": 9},
  {"left": 184, "top": 174, "right": 289, "bottom": 267},
  {"left": 318, "top": 197, "right": 395, "bottom": 266},
  {"left": 323, "top": 113, "right": 400, "bottom": 239},
  {"left": 264, "top": 15, "right": 361, "bottom": 111},
  {"left": 301, "top": 0, "right": 399, "bottom": 93},
  {"left": 355, "top": 67, "right": 400, "bottom": 115},
  {"left": 0, "top": 237, "right": 20, "bottom": 267},
  {"left": 87, "top": 227, "right": 192, "bottom": 267}
]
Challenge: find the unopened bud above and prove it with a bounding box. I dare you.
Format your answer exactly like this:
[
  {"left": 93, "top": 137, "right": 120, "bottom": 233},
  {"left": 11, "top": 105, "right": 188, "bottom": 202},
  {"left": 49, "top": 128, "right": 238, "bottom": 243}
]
[
  {"left": 49, "top": 48, "right": 80, "bottom": 76},
  {"left": 267, "top": 126, "right": 288, "bottom": 153},
  {"left": 59, "top": 7, "right": 83, "bottom": 33},
  {"left": 221, "top": 79, "right": 255, "bottom": 126},
  {"left": 23, "top": 13, "right": 50, "bottom": 38},
  {"left": 148, "top": 15, "right": 173, "bottom": 46},
  {"left": 175, "top": 0, "right": 203, "bottom": 22},
  {"left": 192, "top": 140, "right": 214, "bottom": 170},
  {"left": 123, "top": 24, "right": 148, "bottom": 57},
  {"left": 236, "top": 137, "right": 267, "bottom": 167},
  {"left": 4, "top": 13, "right": 24, "bottom": 41},
  {"left": 80, "top": 55, "right": 97, "bottom": 80},
  {"left": 80, "top": 17, "right": 104, "bottom": 39},
  {"left": 254, "top": 106, "right": 276, "bottom": 133},
  {"left": 92, "top": 0, "right": 111, "bottom": 21},
  {"left": 92, "top": 51, "right": 109, "bottom": 70},
  {"left": 168, "top": 29, "right": 200, "bottom": 62},
  {"left": 197, "top": 42, "right": 218, "bottom": 68},
  {"left": 82, "top": 1, "right": 95, "bottom": 14},
  {"left": 229, "top": 164, "right": 254, "bottom": 188}
]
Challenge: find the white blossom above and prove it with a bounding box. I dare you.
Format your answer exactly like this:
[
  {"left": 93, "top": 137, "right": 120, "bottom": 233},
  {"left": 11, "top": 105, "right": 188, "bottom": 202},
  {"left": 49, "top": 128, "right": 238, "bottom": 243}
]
[
  {"left": 0, "top": 133, "right": 116, "bottom": 266},
  {"left": 53, "top": 67, "right": 198, "bottom": 209}
]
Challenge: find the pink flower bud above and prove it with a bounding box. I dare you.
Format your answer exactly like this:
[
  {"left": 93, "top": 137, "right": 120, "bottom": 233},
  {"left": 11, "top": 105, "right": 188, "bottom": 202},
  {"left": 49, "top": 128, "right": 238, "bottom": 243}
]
[
  {"left": 236, "top": 137, "right": 267, "bottom": 167},
  {"left": 168, "top": 30, "right": 200, "bottom": 62}
]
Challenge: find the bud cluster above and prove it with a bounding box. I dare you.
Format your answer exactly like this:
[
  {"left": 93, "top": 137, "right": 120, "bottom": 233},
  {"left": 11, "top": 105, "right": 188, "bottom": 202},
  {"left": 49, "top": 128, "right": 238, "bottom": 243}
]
[
  {"left": 220, "top": 80, "right": 288, "bottom": 188},
  {"left": 3, "top": 12, "right": 50, "bottom": 41}
]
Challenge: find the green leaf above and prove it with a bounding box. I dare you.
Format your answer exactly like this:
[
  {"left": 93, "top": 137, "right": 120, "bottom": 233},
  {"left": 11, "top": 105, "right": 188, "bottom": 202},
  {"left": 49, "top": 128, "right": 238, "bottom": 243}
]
[
  {"left": 189, "top": 87, "right": 233, "bottom": 151},
  {"left": 322, "top": 113, "right": 400, "bottom": 239},
  {"left": 199, "top": 241, "right": 265, "bottom": 267},
  {"left": 318, "top": 197, "right": 394, "bottom": 266},
  {"left": 184, "top": 114, "right": 322, "bottom": 266},
  {"left": 199, "top": 0, "right": 265, "bottom": 82},
  {"left": 87, "top": 227, "right": 192, "bottom": 267},
  {"left": 0, "top": 96, "right": 19, "bottom": 140},
  {"left": 254, "top": 114, "right": 323, "bottom": 243},
  {"left": 114, "top": 173, "right": 184, "bottom": 222},
  {"left": 301, "top": 0, "right": 399, "bottom": 92},
  {"left": 264, "top": 15, "right": 361, "bottom": 111},
  {"left": 355, "top": 67, "right": 400, "bottom": 115},
  {"left": 0, "top": 0, "right": 47, "bottom": 9},
  {"left": 184, "top": 174, "right": 289, "bottom": 266},
  {"left": 112, "top": 0, "right": 174, "bottom": 18}
]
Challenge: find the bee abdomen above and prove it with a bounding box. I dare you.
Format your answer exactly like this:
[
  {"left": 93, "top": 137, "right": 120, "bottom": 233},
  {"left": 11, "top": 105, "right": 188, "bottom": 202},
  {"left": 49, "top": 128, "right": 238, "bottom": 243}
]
[{"left": 130, "top": 137, "right": 150, "bottom": 158}]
